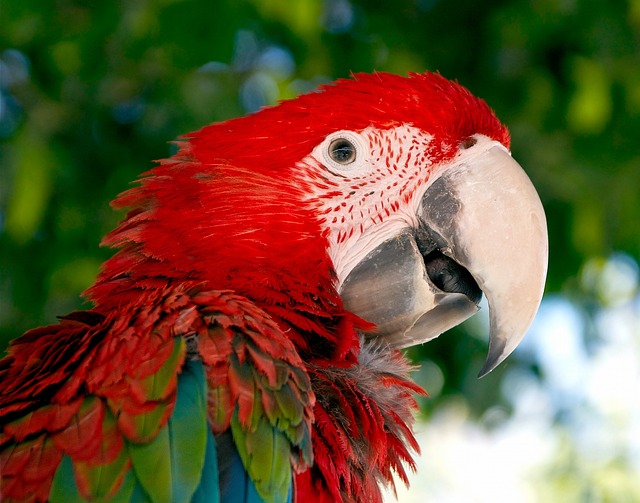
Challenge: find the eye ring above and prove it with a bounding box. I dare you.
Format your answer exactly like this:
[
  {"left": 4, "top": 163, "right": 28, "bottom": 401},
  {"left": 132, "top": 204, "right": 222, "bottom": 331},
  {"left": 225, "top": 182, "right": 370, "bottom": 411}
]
[
  {"left": 314, "top": 130, "right": 368, "bottom": 175},
  {"left": 328, "top": 137, "right": 357, "bottom": 165}
]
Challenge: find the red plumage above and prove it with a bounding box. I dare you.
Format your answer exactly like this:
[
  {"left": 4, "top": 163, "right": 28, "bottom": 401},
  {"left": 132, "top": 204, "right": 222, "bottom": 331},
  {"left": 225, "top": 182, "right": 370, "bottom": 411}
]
[{"left": 0, "top": 71, "right": 509, "bottom": 502}]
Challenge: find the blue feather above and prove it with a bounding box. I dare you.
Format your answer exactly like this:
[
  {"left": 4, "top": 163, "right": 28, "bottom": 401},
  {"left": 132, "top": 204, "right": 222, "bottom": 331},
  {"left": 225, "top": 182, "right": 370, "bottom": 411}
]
[
  {"left": 215, "top": 431, "right": 292, "bottom": 503},
  {"left": 191, "top": 422, "right": 220, "bottom": 503}
]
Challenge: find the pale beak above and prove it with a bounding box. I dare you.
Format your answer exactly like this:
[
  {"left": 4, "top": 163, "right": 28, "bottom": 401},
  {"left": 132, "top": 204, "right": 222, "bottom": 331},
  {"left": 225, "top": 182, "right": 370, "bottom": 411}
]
[{"left": 340, "top": 144, "right": 548, "bottom": 377}]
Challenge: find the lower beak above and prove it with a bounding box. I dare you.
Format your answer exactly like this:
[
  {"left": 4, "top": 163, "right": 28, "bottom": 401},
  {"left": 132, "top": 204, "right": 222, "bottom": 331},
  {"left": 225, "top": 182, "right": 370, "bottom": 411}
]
[{"left": 340, "top": 145, "right": 548, "bottom": 377}]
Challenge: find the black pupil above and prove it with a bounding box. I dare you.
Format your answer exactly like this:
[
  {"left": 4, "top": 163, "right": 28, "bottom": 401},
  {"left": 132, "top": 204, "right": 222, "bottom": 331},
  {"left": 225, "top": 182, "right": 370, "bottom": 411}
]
[{"left": 330, "top": 139, "right": 356, "bottom": 164}]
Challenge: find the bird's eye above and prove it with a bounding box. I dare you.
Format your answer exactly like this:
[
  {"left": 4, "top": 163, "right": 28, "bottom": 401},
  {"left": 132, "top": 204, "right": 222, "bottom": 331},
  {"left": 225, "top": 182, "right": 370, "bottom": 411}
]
[
  {"left": 314, "top": 130, "right": 368, "bottom": 175},
  {"left": 328, "top": 138, "right": 357, "bottom": 165}
]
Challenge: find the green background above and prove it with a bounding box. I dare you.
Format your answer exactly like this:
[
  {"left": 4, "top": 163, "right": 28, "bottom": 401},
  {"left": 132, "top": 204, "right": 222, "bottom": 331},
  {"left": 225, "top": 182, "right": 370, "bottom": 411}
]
[{"left": 1, "top": 0, "right": 639, "bottom": 500}]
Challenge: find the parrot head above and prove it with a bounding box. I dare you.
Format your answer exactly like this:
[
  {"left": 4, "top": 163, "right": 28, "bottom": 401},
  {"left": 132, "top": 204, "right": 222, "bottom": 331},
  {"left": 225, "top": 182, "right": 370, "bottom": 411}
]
[{"left": 95, "top": 71, "right": 547, "bottom": 376}]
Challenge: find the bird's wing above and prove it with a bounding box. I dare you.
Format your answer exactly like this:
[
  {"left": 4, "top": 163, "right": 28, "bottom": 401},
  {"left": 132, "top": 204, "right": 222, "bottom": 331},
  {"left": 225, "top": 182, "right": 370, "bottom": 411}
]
[{"left": 0, "top": 285, "right": 313, "bottom": 503}]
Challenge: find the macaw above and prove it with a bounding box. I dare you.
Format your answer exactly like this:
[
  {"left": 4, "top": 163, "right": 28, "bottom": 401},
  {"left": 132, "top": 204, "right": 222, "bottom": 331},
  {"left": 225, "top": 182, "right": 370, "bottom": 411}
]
[{"left": 0, "top": 71, "right": 548, "bottom": 503}]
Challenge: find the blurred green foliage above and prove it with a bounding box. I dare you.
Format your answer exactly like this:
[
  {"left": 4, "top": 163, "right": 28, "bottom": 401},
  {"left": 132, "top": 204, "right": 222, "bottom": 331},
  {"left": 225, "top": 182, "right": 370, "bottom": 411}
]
[{"left": 1, "top": 0, "right": 639, "bottom": 446}]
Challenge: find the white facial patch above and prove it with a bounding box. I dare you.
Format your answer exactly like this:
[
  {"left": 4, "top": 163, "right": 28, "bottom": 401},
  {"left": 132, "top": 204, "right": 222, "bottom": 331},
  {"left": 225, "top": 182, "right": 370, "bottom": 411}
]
[{"left": 299, "top": 125, "right": 438, "bottom": 286}]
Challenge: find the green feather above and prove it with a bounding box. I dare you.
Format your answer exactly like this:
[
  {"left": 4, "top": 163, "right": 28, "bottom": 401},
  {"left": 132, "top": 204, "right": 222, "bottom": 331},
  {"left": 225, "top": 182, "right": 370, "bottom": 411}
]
[
  {"left": 49, "top": 408, "right": 132, "bottom": 503},
  {"left": 124, "top": 337, "right": 186, "bottom": 441},
  {"left": 73, "top": 409, "right": 130, "bottom": 499},
  {"left": 274, "top": 384, "right": 304, "bottom": 425},
  {"left": 49, "top": 455, "right": 86, "bottom": 503},
  {"left": 129, "top": 359, "right": 208, "bottom": 503},
  {"left": 231, "top": 410, "right": 292, "bottom": 503},
  {"left": 104, "top": 468, "right": 136, "bottom": 503},
  {"left": 257, "top": 418, "right": 291, "bottom": 500},
  {"left": 127, "top": 479, "right": 152, "bottom": 503},
  {"left": 127, "top": 400, "right": 172, "bottom": 441},
  {"left": 73, "top": 444, "right": 130, "bottom": 500},
  {"left": 140, "top": 337, "right": 186, "bottom": 401},
  {"left": 129, "top": 425, "right": 171, "bottom": 503}
]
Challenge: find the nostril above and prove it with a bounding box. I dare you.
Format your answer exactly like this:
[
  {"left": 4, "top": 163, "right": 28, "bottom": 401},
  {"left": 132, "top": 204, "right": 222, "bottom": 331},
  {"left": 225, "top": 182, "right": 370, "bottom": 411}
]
[
  {"left": 423, "top": 250, "right": 483, "bottom": 304},
  {"left": 460, "top": 137, "right": 477, "bottom": 150}
]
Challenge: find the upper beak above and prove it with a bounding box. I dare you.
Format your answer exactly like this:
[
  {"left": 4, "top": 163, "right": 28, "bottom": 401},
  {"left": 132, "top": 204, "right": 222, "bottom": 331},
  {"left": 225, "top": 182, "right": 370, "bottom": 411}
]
[{"left": 340, "top": 143, "right": 548, "bottom": 377}]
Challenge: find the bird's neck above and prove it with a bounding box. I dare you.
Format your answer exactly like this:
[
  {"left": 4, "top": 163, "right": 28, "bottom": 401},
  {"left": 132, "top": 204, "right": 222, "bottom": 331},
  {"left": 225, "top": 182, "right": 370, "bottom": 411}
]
[{"left": 86, "top": 242, "right": 367, "bottom": 366}]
